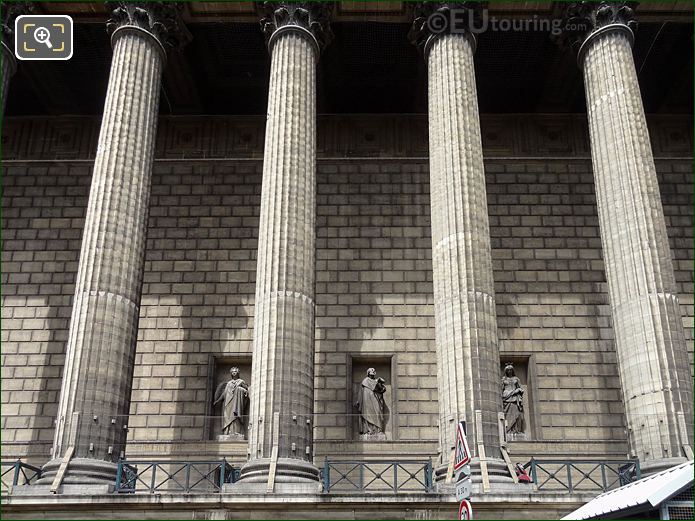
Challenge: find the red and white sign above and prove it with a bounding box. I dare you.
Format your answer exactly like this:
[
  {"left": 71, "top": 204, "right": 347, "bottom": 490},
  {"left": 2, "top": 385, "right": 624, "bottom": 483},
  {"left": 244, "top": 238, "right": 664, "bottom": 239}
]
[
  {"left": 454, "top": 421, "right": 471, "bottom": 470},
  {"left": 458, "top": 499, "right": 473, "bottom": 520}
]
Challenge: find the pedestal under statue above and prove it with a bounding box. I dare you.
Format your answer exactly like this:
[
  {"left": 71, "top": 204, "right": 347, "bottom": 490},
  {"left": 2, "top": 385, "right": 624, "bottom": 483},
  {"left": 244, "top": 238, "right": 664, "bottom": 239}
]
[
  {"left": 213, "top": 367, "right": 249, "bottom": 441},
  {"left": 355, "top": 368, "right": 389, "bottom": 441}
]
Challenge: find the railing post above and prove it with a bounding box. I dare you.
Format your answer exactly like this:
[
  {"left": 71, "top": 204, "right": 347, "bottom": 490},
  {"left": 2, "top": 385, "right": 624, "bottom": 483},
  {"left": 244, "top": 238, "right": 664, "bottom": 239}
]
[
  {"left": 12, "top": 461, "right": 20, "bottom": 486},
  {"left": 185, "top": 462, "right": 191, "bottom": 493},
  {"left": 634, "top": 460, "right": 641, "bottom": 480},
  {"left": 601, "top": 462, "right": 607, "bottom": 491},
  {"left": 220, "top": 459, "right": 227, "bottom": 489},
  {"left": 115, "top": 460, "right": 122, "bottom": 492},
  {"left": 530, "top": 458, "right": 537, "bottom": 485},
  {"left": 150, "top": 463, "right": 157, "bottom": 493},
  {"left": 425, "top": 459, "right": 433, "bottom": 491},
  {"left": 322, "top": 459, "right": 330, "bottom": 492},
  {"left": 359, "top": 462, "right": 364, "bottom": 491},
  {"left": 393, "top": 462, "right": 398, "bottom": 493},
  {"left": 566, "top": 463, "right": 573, "bottom": 493}
]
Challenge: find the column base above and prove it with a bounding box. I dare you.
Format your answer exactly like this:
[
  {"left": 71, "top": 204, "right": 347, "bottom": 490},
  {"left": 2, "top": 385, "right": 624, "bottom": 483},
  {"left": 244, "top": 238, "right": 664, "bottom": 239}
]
[
  {"left": 35, "top": 457, "right": 117, "bottom": 486},
  {"left": 639, "top": 457, "right": 688, "bottom": 477},
  {"left": 236, "top": 457, "right": 320, "bottom": 485},
  {"left": 434, "top": 457, "right": 515, "bottom": 488}
]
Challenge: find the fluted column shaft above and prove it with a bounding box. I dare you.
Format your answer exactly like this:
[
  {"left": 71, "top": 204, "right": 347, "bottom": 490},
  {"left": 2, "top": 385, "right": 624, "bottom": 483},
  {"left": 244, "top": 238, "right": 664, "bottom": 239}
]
[
  {"left": 242, "top": 30, "right": 318, "bottom": 483},
  {"left": 1, "top": 41, "right": 15, "bottom": 114},
  {"left": 581, "top": 27, "right": 693, "bottom": 472},
  {"left": 44, "top": 25, "right": 164, "bottom": 485},
  {"left": 427, "top": 33, "right": 502, "bottom": 464}
]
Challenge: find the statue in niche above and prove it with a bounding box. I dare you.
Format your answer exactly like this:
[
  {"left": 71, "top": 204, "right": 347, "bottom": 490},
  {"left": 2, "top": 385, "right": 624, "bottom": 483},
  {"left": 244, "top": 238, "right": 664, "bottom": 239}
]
[
  {"left": 355, "top": 368, "right": 389, "bottom": 440},
  {"left": 501, "top": 363, "right": 525, "bottom": 436},
  {"left": 213, "top": 367, "right": 249, "bottom": 439}
]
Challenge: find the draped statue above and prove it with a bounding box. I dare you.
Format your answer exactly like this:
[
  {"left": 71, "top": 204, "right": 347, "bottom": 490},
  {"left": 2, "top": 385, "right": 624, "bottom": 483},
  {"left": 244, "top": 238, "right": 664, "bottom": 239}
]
[
  {"left": 501, "top": 363, "right": 525, "bottom": 435},
  {"left": 355, "top": 368, "right": 389, "bottom": 438},
  {"left": 213, "top": 367, "right": 249, "bottom": 438}
]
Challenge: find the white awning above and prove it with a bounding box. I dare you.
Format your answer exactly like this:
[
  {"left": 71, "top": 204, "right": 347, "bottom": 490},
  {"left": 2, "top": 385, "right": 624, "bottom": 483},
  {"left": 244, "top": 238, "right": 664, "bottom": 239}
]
[{"left": 562, "top": 460, "right": 694, "bottom": 520}]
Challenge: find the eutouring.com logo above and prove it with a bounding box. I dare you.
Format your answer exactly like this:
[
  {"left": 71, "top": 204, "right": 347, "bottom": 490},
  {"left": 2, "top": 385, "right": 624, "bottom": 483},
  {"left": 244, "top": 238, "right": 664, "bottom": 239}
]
[{"left": 426, "top": 8, "right": 587, "bottom": 36}]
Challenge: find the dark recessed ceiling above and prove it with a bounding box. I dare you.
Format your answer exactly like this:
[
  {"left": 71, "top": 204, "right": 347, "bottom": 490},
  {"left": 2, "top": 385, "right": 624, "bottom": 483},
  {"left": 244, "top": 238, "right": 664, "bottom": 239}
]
[{"left": 5, "top": 21, "right": 693, "bottom": 116}]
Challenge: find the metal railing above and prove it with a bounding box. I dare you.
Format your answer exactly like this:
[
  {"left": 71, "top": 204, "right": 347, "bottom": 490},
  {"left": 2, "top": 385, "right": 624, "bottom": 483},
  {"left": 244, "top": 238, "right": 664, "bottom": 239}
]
[
  {"left": 114, "top": 459, "right": 238, "bottom": 494},
  {"left": 524, "top": 458, "right": 640, "bottom": 493},
  {"left": 322, "top": 459, "right": 433, "bottom": 493},
  {"left": 1, "top": 461, "right": 42, "bottom": 492},
  {"left": 0, "top": 457, "right": 641, "bottom": 496}
]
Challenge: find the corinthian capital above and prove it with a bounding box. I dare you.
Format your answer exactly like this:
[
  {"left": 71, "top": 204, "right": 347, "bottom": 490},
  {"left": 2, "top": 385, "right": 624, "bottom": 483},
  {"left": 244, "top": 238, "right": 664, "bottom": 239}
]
[
  {"left": 561, "top": 2, "right": 638, "bottom": 63},
  {"left": 257, "top": 1, "right": 333, "bottom": 56},
  {"left": 106, "top": 2, "right": 191, "bottom": 54},
  {"left": 408, "top": 2, "right": 486, "bottom": 57}
]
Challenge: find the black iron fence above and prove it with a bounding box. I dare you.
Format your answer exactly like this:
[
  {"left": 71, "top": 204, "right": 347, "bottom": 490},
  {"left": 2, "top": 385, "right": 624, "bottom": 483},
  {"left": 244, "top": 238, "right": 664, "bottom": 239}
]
[
  {"left": 1, "top": 457, "right": 642, "bottom": 496},
  {"left": 1, "top": 461, "right": 42, "bottom": 492},
  {"left": 114, "top": 459, "right": 238, "bottom": 494},
  {"left": 524, "top": 458, "right": 640, "bottom": 493},
  {"left": 321, "top": 459, "right": 434, "bottom": 493}
]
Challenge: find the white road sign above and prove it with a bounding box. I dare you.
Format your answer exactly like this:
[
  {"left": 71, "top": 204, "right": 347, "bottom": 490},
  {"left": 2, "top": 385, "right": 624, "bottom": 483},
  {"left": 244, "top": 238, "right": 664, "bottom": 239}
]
[
  {"left": 454, "top": 421, "right": 471, "bottom": 470},
  {"left": 455, "top": 478, "right": 472, "bottom": 501},
  {"left": 459, "top": 499, "right": 473, "bottom": 520}
]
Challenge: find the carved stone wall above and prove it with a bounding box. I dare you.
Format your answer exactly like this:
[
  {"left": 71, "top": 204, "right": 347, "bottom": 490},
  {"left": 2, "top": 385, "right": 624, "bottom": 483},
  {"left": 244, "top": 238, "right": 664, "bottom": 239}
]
[{"left": 2, "top": 114, "right": 692, "bottom": 160}]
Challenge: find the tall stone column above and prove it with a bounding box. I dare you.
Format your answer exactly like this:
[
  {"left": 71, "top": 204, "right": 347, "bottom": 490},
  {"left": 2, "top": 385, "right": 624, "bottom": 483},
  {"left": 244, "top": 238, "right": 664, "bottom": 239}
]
[
  {"left": 1, "top": 2, "right": 34, "bottom": 114},
  {"left": 239, "top": 2, "right": 331, "bottom": 486},
  {"left": 410, "top": 2, "right": 506, "bottom": 481},
  {"left": 1, "top": 27, "right": 16, "bottom": 115},
  {"left": 566, "top": 2, "right": 693, "bottom": 474},
  {"left": 40, "top": 3, "right": 188, "bottom": 485}
]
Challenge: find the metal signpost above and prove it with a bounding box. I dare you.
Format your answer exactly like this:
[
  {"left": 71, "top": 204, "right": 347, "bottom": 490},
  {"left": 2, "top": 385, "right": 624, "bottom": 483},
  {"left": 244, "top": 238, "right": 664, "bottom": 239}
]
[{"left": 454, "top": 421, "right": 473, "bottom": 518}]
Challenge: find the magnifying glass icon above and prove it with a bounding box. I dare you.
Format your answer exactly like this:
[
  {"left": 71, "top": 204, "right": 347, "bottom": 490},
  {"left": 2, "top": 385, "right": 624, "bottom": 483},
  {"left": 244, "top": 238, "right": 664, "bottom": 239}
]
[{"left": 34, "top": 26, "right": 53, "bottom": 49}]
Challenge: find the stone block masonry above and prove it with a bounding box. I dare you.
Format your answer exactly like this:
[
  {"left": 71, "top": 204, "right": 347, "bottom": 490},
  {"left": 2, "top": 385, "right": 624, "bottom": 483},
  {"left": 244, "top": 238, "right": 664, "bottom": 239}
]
[{"left": 1, "top": 117, "right": 692, "bottom": 467}]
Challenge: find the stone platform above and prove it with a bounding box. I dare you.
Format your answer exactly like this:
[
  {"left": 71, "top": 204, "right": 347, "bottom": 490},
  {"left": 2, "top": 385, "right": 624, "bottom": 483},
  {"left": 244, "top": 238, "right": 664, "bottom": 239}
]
[{"left": 1, "top": 489, "right": 595, "bottom": 520}]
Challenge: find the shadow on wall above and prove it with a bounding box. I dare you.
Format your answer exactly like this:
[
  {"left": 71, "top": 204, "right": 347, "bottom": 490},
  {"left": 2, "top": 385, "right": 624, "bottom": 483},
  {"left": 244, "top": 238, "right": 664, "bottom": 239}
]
[
  {"left": 174, "top": 288, "right": 252, "bottom": 452},
  {"left": 125, "top": 162, "right": 260, "bottom": 461},
  {"left": 0, "top": 162, "right": 90, "bottom": 465},
  {"left": 126, "top": 260, "right": 254, "bottom": 460},
  {"left": 28, "top": 304, "right": 69, "bottom": 462},
  {"left": 0, "top": 301, "right": 69, "bottom": 464},
  {"left": 313, "top": 262, "right": 387, "bottom": 454},
  {"left": 313, "top": 161, "right": 437, "bottom": 458}
]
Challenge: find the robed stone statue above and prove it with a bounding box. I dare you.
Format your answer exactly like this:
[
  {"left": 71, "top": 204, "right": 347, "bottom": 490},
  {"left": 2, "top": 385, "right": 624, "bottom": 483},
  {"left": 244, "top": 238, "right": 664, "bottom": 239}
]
[
  {"left": 501, "top": 363, "right": 525, "bottom": 436},
  {"left": 213, "top": 367, "right": 249, "bottom": 439},
  {"left": 355, "top": 368, "right": 389, "bottom": 439}
]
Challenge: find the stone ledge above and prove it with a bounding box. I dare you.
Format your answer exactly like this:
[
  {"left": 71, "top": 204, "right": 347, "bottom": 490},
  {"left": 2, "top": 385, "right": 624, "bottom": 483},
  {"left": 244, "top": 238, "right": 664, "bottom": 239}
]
[
  {"left": 2, "top": 490, "right": 596, "bottom": 505},
  {"left": 0, "top": 489, "right": 596, "bottom": 520},
  {"left": 10, "top": 484, "right": 114, "bottom": 496}
]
